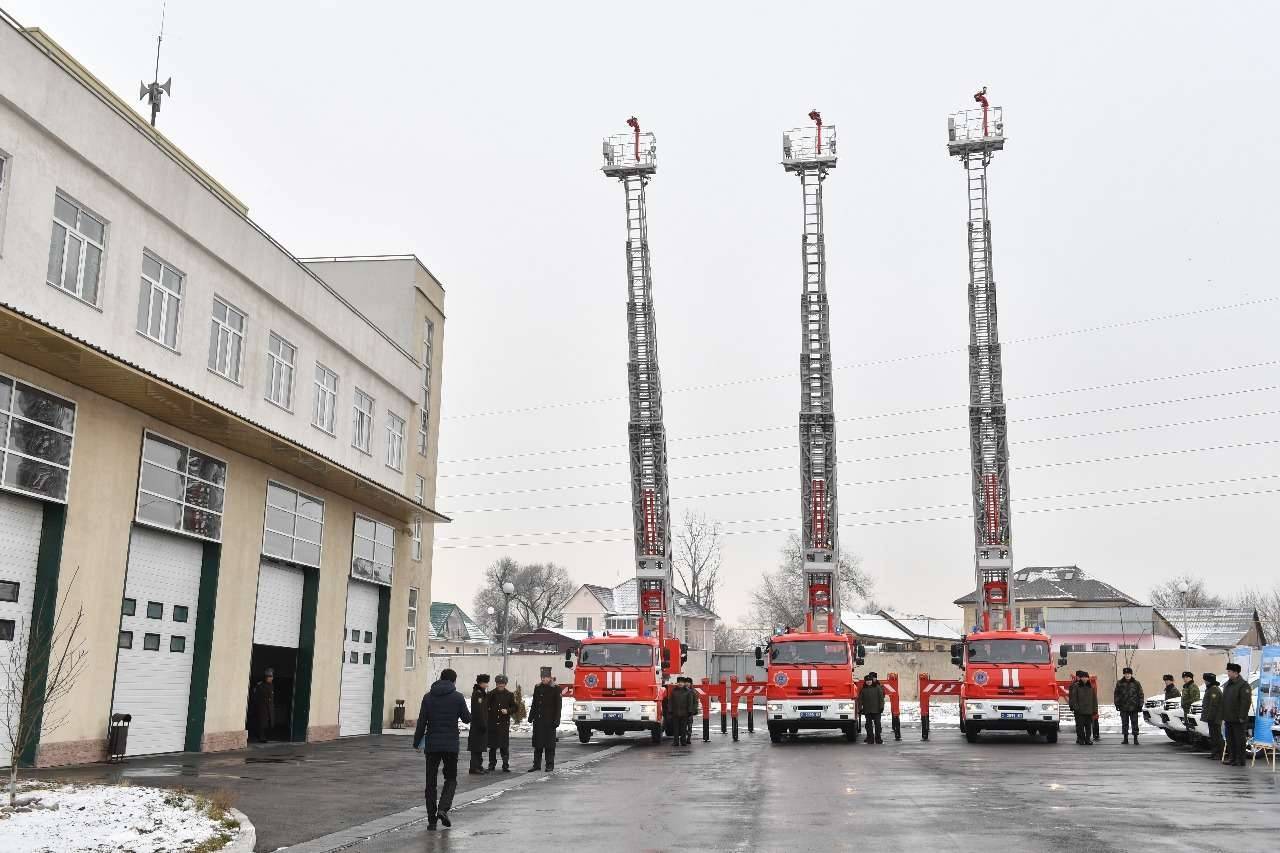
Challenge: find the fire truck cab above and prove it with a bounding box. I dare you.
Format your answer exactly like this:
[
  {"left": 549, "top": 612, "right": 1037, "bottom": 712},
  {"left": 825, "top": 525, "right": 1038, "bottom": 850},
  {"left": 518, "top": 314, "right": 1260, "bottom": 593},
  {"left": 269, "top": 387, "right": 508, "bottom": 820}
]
[
  {"left": 567, "top": 633, "right": 683, "bottom": 744},
  {"left": 953, "top": 629, "right": 1061, "bottom": 743},
  {"left": 757, "top": 630, "right": 865, "bottom": 742}
]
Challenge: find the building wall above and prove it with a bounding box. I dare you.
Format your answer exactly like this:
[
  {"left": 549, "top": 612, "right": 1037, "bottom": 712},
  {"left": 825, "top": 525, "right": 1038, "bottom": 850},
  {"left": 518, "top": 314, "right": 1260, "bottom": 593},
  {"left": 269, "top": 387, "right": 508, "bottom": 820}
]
[
  {"left": 0, "top": 354, "right": 422, "bottom": 764},
  {"left": 560, "top": 589, "right": 607, "bottom": 633},
  {"left": 960, "top": 599, "right": 1135, "bottom": 632},
  {"left": 1053, "top": 632, "right": 1183, "bottom": 653}
]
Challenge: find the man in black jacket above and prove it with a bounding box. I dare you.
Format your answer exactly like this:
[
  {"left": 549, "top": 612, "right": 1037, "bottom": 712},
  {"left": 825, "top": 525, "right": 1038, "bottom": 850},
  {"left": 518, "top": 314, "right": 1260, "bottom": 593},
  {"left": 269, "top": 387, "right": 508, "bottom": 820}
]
[
  {"left": 413, "top": 669, "right": 471, "bottom": 831},
  {"left": 858, "top": 673, "right": 886, "bottom": 745},
  {"left": 527, "top": 668, "right": 563, "bottom": 772},
  {"left": 468, "top": 674, "right": 490, "bottom": 774},
  {"left": 1113, "top": 667, "right": 1144, "bottom": 745},
  {"left": 1162, "top": 674, "right": 1178, "bottom": 700}
]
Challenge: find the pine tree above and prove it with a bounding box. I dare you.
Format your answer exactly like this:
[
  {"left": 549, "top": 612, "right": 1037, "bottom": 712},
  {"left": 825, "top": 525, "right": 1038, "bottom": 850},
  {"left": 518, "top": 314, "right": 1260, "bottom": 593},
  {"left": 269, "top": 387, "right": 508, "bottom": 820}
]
[{"left": 511, "top": 684, "right": 528, "bottom": 724}]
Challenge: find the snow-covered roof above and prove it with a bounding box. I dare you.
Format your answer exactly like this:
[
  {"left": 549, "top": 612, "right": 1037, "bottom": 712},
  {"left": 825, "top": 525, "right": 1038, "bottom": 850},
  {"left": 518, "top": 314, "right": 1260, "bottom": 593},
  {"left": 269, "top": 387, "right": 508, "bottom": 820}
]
[
  {"left": 429, "top": 602, "right": 491, "bottom": 643},
  {"left": 1043, "top": 606, "right": 1168, "bottom": 636},
  {"left": 1155, "top": 608, "right": 1263, "bottom": 648},
  {"left": 883, "top": 611, "right": 963, "bottom": 640},
  {"left": 953, "top": 566, "right": 1138, "bottom": 606},
  {"left": 579, "top": 578, "right": 719, "bottom": 621},
  {"left": 840, "top": 611, "right": 914, "bottom": 643}
]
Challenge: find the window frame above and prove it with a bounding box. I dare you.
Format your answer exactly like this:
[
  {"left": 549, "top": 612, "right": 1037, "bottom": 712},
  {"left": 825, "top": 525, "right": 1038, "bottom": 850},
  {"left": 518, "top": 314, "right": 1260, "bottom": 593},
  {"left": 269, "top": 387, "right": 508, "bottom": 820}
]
[
  {"left": 0, "top": 372, "right": 78, "bottom": 504},
  {"left": 411, "top": 514, "right": 422, "bottom": 561},
  {"left": 351, "top": 514, "right": 395, "bottom": 586},
  {"left": 134, "top": 430, "right": 228, "bottom": 543},
  {"left": 385, "top": 412, "right": 405, "bottom": 472},
  {"left": 352, "top": 389, "right": 374, "bottom": 455},
  {"left": 576, "top": 617, "right": 592, "bottom": 632},
  {"left": 265, "top": 332, "right": 297, "bottom": 411},
  {"left": 136, "top": 250, "right": 185, "bottom": 351},
  {"left": 0, "top": 150, "right": 11, "bottom": 257},
  {"left": 208, "top": 296, "right": 247, "bottom": 384},
  {"left": 413, "top": 475, "right": 425, "bottom": 505},
  {"left": 405, "top": 587, "right": 419, "bottom": 671},
  {"left": 261, "top": 480, "right": 325, "bottom": 569},
  {"left": 418, "top": 319, "right": 434, "bottom": 456},
  {"left": 312, "top": 363, "right": 339, "bottom": 436},
  {"left": 46, "top": 190, "right": 107, "bottom": 307}
]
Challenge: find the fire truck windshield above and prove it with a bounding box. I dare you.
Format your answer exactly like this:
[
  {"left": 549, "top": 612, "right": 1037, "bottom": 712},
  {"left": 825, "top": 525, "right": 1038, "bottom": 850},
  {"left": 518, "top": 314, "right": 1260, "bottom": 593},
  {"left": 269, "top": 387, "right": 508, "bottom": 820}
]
[
  {"left": 579, "top": 643, "right": 653, "bottom": 667},
  {"left": 966, "top": 639, "right": 1050, "bottom": 664},
  {"left": 770, "top": 641, "right": 849, "bottom": 665}
]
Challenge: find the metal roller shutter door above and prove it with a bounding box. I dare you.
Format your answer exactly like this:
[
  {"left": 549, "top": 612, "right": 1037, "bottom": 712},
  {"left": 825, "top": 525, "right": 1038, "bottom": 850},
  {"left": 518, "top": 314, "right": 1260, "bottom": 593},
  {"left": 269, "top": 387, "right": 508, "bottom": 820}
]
[
  {"left": 253, "top": 560, "right": 304, "bottom": 648},
  {"left": 338, "top": 580, "right": 379, "bottom": 736},
  {"left": 111, "top": 527, "right": 203, "bottom": 756},
  {"left": 0, "top": 492, "right": 42, "bottom": 768}
]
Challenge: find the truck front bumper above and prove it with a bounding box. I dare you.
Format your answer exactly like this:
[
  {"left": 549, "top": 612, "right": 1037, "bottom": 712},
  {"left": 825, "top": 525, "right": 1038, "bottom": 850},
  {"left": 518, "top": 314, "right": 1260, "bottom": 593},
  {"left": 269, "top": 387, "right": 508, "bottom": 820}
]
[
  {"left": 766, "top": 699, "right": 859, "bottom": 726},
  {"left": 573, "top": 700, "right": 659, "bottom": 731},
  {"left": 964, "top": 699, "right": 1060, "bottom": 729}
]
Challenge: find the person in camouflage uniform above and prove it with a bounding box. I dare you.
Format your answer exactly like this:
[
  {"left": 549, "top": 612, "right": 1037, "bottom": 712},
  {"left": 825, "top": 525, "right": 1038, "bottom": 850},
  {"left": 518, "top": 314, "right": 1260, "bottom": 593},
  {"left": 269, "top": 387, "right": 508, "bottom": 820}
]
[
  {"left": 1199, "top": 672, "right": 1224, "bottom": 761},
  {"left": 1180, "top": 671, "right": 1201, "bottom": 750},
  {"left": 1113, "top": 666, "right": 1144, "bottom": 745}
]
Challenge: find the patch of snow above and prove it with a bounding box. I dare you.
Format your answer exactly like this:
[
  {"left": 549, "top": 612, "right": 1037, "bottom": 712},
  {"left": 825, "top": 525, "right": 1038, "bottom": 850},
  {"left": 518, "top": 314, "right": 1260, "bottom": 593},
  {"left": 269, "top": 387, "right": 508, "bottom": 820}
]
[
  {"left": 895, "top": 701, "right": 1125, "bottom": 732},
  {"left": 0, "top": 783, "right": 238, "bottom": 853}
]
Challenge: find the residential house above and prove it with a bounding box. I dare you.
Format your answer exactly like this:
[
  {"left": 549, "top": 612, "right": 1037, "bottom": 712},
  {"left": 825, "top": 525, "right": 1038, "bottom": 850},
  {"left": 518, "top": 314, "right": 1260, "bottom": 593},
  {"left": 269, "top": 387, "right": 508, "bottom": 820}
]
[
  {"left": 429, "top": 602, "right": 491, "bottom": 656},
  {"left": 839, "top": 611, "right": 963, "bottom": 652},
  {"left": 954, "top": 566, "right": 1138, "bottom": 634},
  {"left": 1044, "top": 606, "right": 1183, "bottom": 654},
  {"left": 1157, "top": 608, "right": 1267, "bottom": 649},
  {"left": 559, "top": 579, "right": 718, "bottom": 650}
]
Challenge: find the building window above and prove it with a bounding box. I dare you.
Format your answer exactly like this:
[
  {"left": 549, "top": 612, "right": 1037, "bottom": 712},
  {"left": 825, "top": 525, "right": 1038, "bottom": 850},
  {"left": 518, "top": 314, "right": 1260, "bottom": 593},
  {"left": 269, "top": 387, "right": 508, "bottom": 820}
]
[
  {"left": 146, "top": 601, "right": 163, "bottom": 619},
  {"left": 266, "top": 333, "right": 296, "bottom": 410},
  {"left": 136, "top": 252, "right": 184, "bottom": 350},
  {"left": 576, "top": 617, "right": 592, "bottom": 632},
  {"left": 122, "top": 598, "right": 136, "bottom": 616},
  {"left": 1118, "top": 644, "right": 1138, "bottom": 651},
  {"left": 312, "top": 364, "right": 338, "bottom": 435},
  {"left": 0, "top": 152, "right": 10, "bottom": 255},
  {"left": 143, "top": 633, "right": 161, "bottom": 651},
  {"left": 170, "top": 635, "right": 186, "bottom": 653},
  {"left": 208, "top": 297, "right": 245, "bottom": 382},
  {"left": 406, "top": 587, "right": 419, "bottom": 671},
  {"left": 414, "top": 475, "right": 425, "bottom": 505},
  {"left": 351, "top": 515, "right": 394, "bottom": 586},
  {"left": 1020, "top": 607, "right": 1044, "bottom": 630},
  {"left": 418, "top": 319, "right": 434, "bottom": 456},
  {"left": 46, "top": 191, "right": 105, "bottom": 305},
  {"left": 385, "top": 413, "right": 405, "bottom": 471},
  {"left": 136, "top": 431, "right": 227, "bottom": 541},
  {"left": 604, "top": 617, "right": 637, "bottom": 632},
  {"left": 0, "top": 582, "right": 18, "bottom": 603},
  {"left": 411, "top": 515, "right": 422, "bottom": 561},
  {"left": 173, "top": 605, "right": 189, "bottom": 623},
  {"left": 118, "top": 630, "right": 133, "bottom": 649},
  {"left": 262, "top": 481, "right": 324, "bottom": 567},
  {"left": 352, "top": 389, "right": 374, "bottom": 454},
  {"left": 0, "top": 374, "right": 77, "bottom": 503},
  {"left": 1059, "top": 643, "right": 1086, "bottom": 654},
  {"left": 1090, "top": 643, "right": 1112, "bottom": 652}
]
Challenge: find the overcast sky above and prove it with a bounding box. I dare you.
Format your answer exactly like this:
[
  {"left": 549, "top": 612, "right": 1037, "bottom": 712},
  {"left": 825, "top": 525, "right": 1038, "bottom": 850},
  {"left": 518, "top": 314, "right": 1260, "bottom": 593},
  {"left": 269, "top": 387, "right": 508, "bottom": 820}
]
[{"left": 15, "top": 0, "right": 1280, "bottom": 626}]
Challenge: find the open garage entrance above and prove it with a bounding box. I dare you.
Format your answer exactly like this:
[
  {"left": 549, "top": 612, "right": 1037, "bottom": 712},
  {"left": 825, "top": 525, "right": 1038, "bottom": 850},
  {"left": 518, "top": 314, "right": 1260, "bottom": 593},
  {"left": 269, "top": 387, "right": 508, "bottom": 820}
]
[{"left": 247, "top": 644, "right": 298, "bottom": 742}]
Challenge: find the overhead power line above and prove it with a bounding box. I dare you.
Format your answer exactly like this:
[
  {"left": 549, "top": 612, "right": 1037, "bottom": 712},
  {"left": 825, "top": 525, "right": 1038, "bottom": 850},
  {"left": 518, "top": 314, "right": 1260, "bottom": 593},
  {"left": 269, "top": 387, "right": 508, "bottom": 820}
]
[
  {"left": 442, "top": 298, "right": 1280, "bottom": 421},
  {"left": 434, "top": 484, "right": 1280, "bottom": 549}
]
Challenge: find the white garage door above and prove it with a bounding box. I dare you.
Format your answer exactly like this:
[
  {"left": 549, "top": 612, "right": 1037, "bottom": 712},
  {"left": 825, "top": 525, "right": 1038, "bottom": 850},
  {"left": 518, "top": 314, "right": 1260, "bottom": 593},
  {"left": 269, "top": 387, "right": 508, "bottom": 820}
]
[
  {"left": 111, "top": 527, "right": 203, "bottom": 756},
  {"left": 338, "top": 580, "right": 379, "bottom": 736},
  {"left": 0, "top": 493, "right": 42, "bottom": 768},
  {"left": 253, "top": 560, "right": 304, "bottom": 648}
]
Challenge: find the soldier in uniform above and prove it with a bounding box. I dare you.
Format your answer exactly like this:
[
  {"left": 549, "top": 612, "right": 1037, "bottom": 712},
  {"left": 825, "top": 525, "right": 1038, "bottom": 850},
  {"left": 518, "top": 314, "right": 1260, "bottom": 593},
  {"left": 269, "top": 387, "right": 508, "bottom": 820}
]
[
  {"left": 1162, "top": 673, "right": 1179, "bottom": 700},
  {"left": 1200, "top": 672, "right": 1224, "bottom": 761},
  {"left": 528, "top": 667, "right": 563, "bottom": 772},
  {"left": 467, "top": 674, "right": 489, "bottom": 774},
  {"left": 1180, "top": 671, "right": 1201, "bottom": 750},
  {"left": 1068, "top": 670, "right": 1097, "bottom": 745},
  {"left": 486, "top": 674, "right": 516, "bottom": 772},
  {"left": 1221, "top": 662, "right": 1251, "bottom": 766},
  {"left": 1113, "top": 666, "right": 1144, "bottom": 745},
  {"left": 857, "top": 672, "right": 886, "bottom": 744}
]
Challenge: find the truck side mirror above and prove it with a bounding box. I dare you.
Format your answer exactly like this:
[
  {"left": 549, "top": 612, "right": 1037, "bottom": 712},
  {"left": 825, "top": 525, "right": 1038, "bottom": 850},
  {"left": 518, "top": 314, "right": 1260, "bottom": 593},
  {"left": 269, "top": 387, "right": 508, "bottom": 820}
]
[
  {"left": 680, "top": 642, "right": 688, "bottom": 665},
  {"left": 754, "top": 646, "right": 764, "bottom": 667},
  {"left": 564, "top": 650, "right": 574, "bottom": 669},
  {"left": 950, "top": 643, "right": 963, "bottom": 667},
  {"left": 661, "top": 647, "right": 671, "bottom": 669},
  {"left": 855, "top": 643, "right": 866, "bottom": 667},
  {"left": 1057, "top": 654, "right": 1068, "bottom": 668}
]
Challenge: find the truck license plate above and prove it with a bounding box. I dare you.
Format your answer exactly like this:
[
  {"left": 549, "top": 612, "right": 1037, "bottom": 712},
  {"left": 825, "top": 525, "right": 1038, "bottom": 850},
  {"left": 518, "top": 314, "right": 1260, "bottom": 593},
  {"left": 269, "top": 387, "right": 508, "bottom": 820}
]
[
  {"left": 800, "top": 711, "right": 821, "bottom": 719},
  {"left": 603, "top": 712, "right": 623, "bottom": 720},
  {"left": 1000, "top": 712, "right": 1023, "bottom": 719}
]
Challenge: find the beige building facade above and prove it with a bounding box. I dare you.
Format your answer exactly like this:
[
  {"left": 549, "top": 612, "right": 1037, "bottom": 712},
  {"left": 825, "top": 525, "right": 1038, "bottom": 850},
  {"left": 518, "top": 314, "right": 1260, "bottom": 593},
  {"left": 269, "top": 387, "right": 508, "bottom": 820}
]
[{"left": 0, "top": 22, "right": 447, "bottom": 766}]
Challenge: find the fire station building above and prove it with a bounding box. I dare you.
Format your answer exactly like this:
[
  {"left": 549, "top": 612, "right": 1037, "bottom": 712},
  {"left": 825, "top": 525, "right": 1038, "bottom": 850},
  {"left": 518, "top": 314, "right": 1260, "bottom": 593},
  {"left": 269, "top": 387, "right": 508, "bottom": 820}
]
[{"left": 0, "top": 22, "right": 447, "bottom": 766}]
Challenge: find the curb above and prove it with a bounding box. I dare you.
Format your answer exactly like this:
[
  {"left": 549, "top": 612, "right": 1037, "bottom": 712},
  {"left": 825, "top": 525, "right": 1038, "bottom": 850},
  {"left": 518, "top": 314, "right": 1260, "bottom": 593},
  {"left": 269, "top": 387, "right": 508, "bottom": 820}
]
[
  {"left": 222, "top": 807, "right": 257, "bottom": 853},
  {"left": 284, "top": 743, "right": 633, "bottom": 853}
]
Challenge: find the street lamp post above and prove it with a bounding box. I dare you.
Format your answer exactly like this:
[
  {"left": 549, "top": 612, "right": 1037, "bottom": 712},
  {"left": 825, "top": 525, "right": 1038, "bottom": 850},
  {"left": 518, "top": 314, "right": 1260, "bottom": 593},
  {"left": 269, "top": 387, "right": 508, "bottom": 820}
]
[
  {"left": 1177, "top": 580, "right": 1191, "bottom": 674},
  {"left": 501, "top": 581, "right": 516, "bottom": 678}
]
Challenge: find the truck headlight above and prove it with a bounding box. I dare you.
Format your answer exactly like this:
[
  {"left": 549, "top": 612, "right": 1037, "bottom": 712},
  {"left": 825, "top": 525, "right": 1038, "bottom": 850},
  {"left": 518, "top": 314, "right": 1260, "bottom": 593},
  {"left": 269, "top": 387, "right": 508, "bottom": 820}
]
[
  {"left": 767, "top": 703, "right": 783, "bottom": 713},
  {"left": 640, "top": 702, "right": 656, "bottom": 717},
  {"left": 837, "top": 702, "right": 856, "bottom": 713},
  {"left": 965, "top": 701, "right": 983, "bottom": 711},
  {"left": 573, "top": 702, "right": 588, "bottom": 715},
  {"left": 1041, "top": 704, "right": 1056, "bottom": 712}
]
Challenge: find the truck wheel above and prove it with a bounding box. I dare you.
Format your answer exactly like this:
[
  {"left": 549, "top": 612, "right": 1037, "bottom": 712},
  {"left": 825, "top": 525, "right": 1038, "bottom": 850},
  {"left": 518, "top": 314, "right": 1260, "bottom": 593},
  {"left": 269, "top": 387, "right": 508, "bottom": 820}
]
[
  {"left": 844, "top": 726, "right": 857, "bottom": 742},
  {"left": 767, "top": 723, "right": 782, "bottom": 743},
  {"left": 577, "top": 726, "right": 592, "bottom": 744},
  {"left": 964, "top": 724, "right": 980, "bottom": 744},
  {"left": 650, "top": 727, "right": 663, "bottom": 744},
  {"left": 788, "top": 725, "right": 799, "bottom": 735},
  {"left": 1045, "top": 726, "right": 1059, "bottom": 744}
]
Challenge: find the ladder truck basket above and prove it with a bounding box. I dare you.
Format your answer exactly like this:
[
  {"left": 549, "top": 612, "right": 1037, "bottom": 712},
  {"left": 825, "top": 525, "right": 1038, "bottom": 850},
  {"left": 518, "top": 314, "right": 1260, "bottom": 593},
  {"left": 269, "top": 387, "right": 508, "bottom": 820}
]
[
  {"left": 781, "top": 123, "right": 838, "bottom": 166},
  {"left": 947, "top": 105, "right": 1004, "bottom": 144},
  {"left": 603, "top": 130, "right": 657, "bottom": 175}
]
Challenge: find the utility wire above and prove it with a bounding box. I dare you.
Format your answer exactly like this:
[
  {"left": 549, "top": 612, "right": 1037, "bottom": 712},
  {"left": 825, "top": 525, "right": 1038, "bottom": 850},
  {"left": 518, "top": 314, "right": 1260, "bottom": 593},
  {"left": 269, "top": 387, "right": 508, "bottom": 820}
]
[{"left": 442, "top": 298, "right": 1280, "bottom": 421}]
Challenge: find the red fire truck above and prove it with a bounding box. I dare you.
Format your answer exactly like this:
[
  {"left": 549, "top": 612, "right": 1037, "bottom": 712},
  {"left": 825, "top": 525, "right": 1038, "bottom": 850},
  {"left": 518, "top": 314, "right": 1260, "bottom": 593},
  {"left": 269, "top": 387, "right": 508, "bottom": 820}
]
[
  {"left": 758, "top": 627, "right": 865, "bottom": 742},
  {"left": 567, "top": 632, "right": 683, "bottom": 744}
]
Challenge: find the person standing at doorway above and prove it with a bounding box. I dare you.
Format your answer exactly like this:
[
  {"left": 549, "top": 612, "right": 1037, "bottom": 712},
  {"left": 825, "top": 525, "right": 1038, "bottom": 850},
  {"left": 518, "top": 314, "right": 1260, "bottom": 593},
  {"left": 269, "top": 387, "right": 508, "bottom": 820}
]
[
  {"left": 249, "top": 668, "right": 274, "bottom": 744},
  {"left": 468, "top": 674, "right": 490, "bottom": 774},
  {"left": 487, "top": 674, "right": 516, "bottom": 772},
  {"left": 528, "top": 668, "right": 562, "bottom": 772},
  {"left": 413, "top": 668, "right": 470, "bottom": 831}
]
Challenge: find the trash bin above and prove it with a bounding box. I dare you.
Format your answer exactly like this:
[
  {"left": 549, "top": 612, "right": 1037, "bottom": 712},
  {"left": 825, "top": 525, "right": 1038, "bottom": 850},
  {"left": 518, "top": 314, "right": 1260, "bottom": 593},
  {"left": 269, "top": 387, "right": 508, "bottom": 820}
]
[
  {"left": 391, "top": 700, "right": 406, "bottom": 729},
  {"left": 107, "top": 713, "right": 132, "bottom": 762}
]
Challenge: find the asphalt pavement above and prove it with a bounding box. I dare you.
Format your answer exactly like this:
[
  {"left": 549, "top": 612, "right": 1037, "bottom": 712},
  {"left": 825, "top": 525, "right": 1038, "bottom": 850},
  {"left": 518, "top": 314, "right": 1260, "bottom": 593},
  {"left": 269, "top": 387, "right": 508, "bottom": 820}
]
[{"left": 349, "top": 725, "right": 1280, "bottom": 853}]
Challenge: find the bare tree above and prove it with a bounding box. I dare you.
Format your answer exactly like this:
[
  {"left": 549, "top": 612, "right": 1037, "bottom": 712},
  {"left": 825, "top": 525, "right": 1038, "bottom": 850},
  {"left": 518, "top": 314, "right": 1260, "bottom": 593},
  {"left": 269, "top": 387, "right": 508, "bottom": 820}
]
[
  {"left": 472, "top": 557, "right": 575, "bottom": 638},
  {"left": 748, "top": 534, "right": 874, "bottom": 630},
  {"left": 1235, "top": 585, "right": 1280, "bottom": 644},
  {"left": 1, "top": 569, "right": 89, "bottom": 807},
  {"left": 1149, "top": 574, "right": 1225, "bottom": 609},
  {"left": 673, "top": 511, "right": 722, "bottom": 612},
  {"left": 713, "top": 623, "right": 756, "bottom": 652}
]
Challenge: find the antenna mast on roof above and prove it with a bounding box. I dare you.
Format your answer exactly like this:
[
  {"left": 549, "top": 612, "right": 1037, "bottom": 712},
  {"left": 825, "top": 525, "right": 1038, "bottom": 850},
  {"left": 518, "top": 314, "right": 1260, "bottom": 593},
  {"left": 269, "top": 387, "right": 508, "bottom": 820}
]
[{"left": 139, "top": 0, "right": 173, "bottom": 127}]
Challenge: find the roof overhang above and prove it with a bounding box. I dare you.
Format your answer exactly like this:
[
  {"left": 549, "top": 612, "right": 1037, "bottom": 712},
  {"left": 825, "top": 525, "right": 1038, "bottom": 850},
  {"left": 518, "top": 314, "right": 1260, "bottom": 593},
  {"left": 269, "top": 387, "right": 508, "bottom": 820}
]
[{"left": 0, "top": 304, "right": 447, "bottom": 526}]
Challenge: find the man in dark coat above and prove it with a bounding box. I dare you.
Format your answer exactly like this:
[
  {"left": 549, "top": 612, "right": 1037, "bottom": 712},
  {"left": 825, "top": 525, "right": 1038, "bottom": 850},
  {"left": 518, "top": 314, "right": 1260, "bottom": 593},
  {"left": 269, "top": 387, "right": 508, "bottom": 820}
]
[
  {"left": 1200, "top": 672, "right": 1224, "bottom": 761},
  {"left": 1068, "top": 670, "right": 1097, "bottom": 745},
  {"left": 1162, "top": 674, "right": 1179, "bottom": 700},
  {"left": 1221, "top": 662, "right": 1252, "bottom": 766},
  {"left": 413, "top": 668, "right": 471, "bottom": 831},
  {"left": 249, "top": 669, "right": 274, "bottom": 743},
  {"left": 1113, "top": 667, "right": 1144, "bottom": 744},
  {"left": 467, "top": 675, "right": 490, "bottom": 774},
  {"left": 858, "top": 672, "right": 886, "bottom": 744},
  {"left": 486, "top": 674, "right": 516, "bottom": 772},
  {"left": 527, "top": 668, "right": 562, "bottom": 772},
  {"left": 668, "top": 677, "right": 696, "bottom": 746},
  {"left": 680, "top": 678, "right": 700, "bottom": 746}
]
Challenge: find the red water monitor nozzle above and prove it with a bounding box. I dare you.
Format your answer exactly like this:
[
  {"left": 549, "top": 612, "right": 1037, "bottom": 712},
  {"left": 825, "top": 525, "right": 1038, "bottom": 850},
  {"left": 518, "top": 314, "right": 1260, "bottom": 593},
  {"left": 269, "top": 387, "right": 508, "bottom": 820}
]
[
  {"left": 808, "top": 109, "right": 823, "bottom": 154},
  {"left": 626, "top": 116, "right": 641, "bottom": 162}
]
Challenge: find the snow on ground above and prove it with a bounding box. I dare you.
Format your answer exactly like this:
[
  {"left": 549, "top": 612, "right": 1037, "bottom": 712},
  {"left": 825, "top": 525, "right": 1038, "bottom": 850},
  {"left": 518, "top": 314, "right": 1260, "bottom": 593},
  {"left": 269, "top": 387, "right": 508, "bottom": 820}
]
[
  {"left": 0, "top": 783, "right": 240, "bottom": 853},
  {"left": 896, "top": 701, "right": 1124, "bottom": 731}
]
